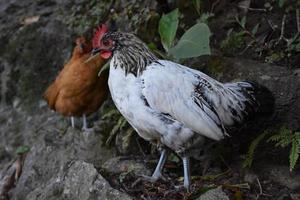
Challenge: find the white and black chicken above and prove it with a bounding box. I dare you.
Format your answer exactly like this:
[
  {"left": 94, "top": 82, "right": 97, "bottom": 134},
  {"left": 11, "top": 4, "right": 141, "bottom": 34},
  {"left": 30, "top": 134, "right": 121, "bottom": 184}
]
[{"left": 91, "top": 24, "right": 274, "bottom": 190}]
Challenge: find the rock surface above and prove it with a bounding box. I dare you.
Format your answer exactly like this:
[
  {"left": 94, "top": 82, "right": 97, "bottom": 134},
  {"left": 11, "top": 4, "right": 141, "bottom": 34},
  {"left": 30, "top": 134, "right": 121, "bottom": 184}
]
[
  {"left": 102, "top": 156, "right": 151, "bottom": 177},
  {"left": 12, "top": 160, "right": 132, "bottom": 200},
  {"left": 9, "top": 126, "right": 122, "bottom": 200},
  {"left": 197, "top": 187, "right": 229, "bottom": 200},
  {"left": 259, "top": 164, "right": 300, "bottom": 190}
]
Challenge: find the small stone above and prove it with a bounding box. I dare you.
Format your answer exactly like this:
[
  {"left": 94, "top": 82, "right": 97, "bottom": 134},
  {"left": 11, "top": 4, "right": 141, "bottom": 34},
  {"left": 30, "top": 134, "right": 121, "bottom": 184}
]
[
  {"left": 290, "top": 193, "right": 300, "bottom": 200},
  {"left": 260, "top": 75, "right": 271, "bottom": 80},
  {"left": 102, "top": 157, "right": 151, "bottom": 177},
  {"left": 197, "top": 187, "right": 229, "bottom": 200},
  {"left": 244, "top": 172, "right": 258, "bottom": 184},
  {"left": 293, "top": 69, "right": 300, "bottom": 77}
]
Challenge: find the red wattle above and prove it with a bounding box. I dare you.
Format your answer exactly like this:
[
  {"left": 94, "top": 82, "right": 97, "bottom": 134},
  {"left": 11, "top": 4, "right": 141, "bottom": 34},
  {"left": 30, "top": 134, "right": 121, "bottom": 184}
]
[{"left": 100, "top": 51, "right": 112, "bottom": 59}]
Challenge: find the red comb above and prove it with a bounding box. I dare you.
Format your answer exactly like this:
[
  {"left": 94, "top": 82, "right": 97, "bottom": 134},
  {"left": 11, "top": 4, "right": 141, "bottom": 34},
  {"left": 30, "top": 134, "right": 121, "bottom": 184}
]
[{"left": 92, "top": 24, "right": 108, "bottom": 48}]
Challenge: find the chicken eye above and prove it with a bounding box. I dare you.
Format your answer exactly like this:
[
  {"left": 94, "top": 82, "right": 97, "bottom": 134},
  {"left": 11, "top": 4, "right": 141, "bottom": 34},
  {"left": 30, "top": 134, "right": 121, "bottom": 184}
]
[{"left": 102, "top": 40, "right": 110, "bottom": 47}]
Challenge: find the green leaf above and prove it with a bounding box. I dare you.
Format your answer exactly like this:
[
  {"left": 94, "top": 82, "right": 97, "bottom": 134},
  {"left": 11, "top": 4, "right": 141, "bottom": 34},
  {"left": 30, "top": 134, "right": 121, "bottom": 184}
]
[
  {"left": 268, "top": 126, "right": 294, "bottom": 147},
  {"left": 243, "top": 131, "right": 269, "bottom": 168},
  {"left": 289, "top": 140, "right": 300, "bottom": 171},
  {"left": 198, "top": 12, "right": 214, "bottom": 24},
  {"left": 251, "top": 23, "right": 260, "bottom": 35},
  {"left": 147, "top": 42, "right": 158, "bottom": 51},
  {"left": 295, "top": 132, "right": 300, "bottom": 143},
  {"left": 106, "top": 117, "right": 127, "bottom": 145},
  {"left": 102, "top": 108, "right": 119, "bottom": 119},
  {"left": 192, "top": 0, "right": 202, "bottom": 15},
  {"left": 16, "top": 145, "right": 30, "bottom": 155},
  {"left": 168, "top": 152, "right": 180, "bottom": 163},
  {"left": 240, "top": 16, "right": 246, "bottom": 28},
  {"left": 158, "top": 9, "right": 179, "bottom": 51},
  {"left": 278, "top": 0, "right": 285, "bottom": 7},
  {"left": 169, "top": 23, "right": 211, "bottom": 59},
  {"left": 122, "top": 128, "right": 134, "bottom": 151},
  {"left": 235, "top": 16, "right": 247, "bottom": 28}
]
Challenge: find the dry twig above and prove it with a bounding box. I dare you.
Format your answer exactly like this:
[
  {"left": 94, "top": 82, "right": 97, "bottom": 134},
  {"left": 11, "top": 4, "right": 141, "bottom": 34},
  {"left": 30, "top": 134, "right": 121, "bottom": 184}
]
[
  {"left": 255, "top": 178, "right": 272, "bottom": 199},
  {"left": 276, "top": 14, "right": 289, "bottom": 45},
  {"left": 238, "top": 5, "right": 267, "bottom": 12},
  {"left": 0, "top": 154, "right": 27, "bottom": 200}
]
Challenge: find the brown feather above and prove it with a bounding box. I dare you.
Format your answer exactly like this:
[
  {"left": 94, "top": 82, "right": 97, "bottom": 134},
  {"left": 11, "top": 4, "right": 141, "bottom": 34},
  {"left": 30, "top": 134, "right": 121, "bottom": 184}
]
[{"left": 43, "top": 36, "right": 109, "bottom": 117}]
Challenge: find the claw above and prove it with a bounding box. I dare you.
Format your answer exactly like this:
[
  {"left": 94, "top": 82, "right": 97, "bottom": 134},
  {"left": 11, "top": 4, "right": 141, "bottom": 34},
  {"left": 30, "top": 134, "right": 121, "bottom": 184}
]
[
  {"left": 141, "top": 172, "right": 167, "bottom": 182},
  {"left": 141, "top": 174, "right": 160, "bottom": 182},
  {"left": 82, "top": 127, "right": 94, "bottom": 132},
  {"left": 139, "top": 149, "right": 169, "bottom": 183}
]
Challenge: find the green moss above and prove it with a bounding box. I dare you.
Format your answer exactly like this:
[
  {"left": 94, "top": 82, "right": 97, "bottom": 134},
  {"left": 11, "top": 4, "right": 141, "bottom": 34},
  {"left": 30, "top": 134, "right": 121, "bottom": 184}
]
[{"left": 220, "top": 31, "right": 245, "bottom": 56}]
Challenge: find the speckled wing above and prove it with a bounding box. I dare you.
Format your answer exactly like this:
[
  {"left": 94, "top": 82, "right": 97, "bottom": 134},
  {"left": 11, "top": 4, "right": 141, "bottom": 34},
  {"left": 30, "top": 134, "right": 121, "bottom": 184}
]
[{"left": 141, "top": 60, "right": 227, "bottom": 141}]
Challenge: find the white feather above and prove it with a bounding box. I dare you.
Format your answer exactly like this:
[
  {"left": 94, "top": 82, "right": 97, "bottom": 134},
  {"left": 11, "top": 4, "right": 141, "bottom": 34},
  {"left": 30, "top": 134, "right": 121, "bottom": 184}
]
[{"left": 108, "top": 58, "right": 255, "bottom": 152}]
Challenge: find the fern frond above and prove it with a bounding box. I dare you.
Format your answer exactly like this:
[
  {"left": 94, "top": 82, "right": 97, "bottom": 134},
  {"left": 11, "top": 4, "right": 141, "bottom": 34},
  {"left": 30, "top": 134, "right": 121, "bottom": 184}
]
[
  {"left": 106, "top": 116, "right": 127, "bottom": 145},
  {"left": 102, "top": 108, "right": 120, "bottom": 119},
  {"left": 121, "top": 128, "right": 135, "bottom": 151},
  {"left": 243, "top": 131, "right": 269, "bottom": 168},
  {"left": 244, "top": 126, "right": 300, "bottom": 171},
  {"left": 268, "top": 134, "right": 285, "bottom": 142},
  {"left": 267, "top": 126, "right": 294, "bottom": 148},
  {"left": 295, "top": 132, "right": 300, "bottom": 143},
  {"left": 275, "top": 137, "right": 293, "bottom": 148},
  {"left": 289, "top": 140, "right": 300, "bottom": 171}
]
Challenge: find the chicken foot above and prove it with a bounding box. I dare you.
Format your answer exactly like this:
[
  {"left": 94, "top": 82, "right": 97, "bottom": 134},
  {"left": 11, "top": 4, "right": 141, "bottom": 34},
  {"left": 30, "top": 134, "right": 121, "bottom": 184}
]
[
  {"left": 82, "top": 114, "right": 95, "bottom": 132},
  {"left": 142, "top": 148, "right": 168, "bottom": 182}
]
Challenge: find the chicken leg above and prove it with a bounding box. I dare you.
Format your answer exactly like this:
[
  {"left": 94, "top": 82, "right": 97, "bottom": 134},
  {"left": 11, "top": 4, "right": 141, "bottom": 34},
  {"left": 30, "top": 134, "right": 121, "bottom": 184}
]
[
  {"left": 70, "top": 117, "right": 75, "bottom": 128},
  {"left": 82, "top": 114, "right": 88, "bottom": 130},
  {"left": 143, "top": 149, "right": 168, "bottom": 182},
  {"left": 182, "top": 156, "right": 191, "bottom": 192},
  {"left": 82, "top": 114, "right": 94, "bottom": 132}
]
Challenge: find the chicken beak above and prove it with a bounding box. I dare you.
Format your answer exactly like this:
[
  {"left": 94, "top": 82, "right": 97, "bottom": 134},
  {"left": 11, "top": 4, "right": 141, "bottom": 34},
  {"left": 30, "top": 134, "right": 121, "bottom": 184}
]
[
  {"left": 84, "top": 48, "right": 103, "bottom": 63},
  {"left": 92, "top": 48, "right": 101, "bottom": 55},
  {"left": 84, "top": 52, "right": 99, "bottom": 64}
]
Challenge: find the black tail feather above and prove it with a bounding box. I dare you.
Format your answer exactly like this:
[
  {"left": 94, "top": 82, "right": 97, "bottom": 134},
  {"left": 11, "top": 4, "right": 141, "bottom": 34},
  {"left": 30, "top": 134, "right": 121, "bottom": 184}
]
[{"left": 243, "top": 81, "right": 275, "bottom": 119}]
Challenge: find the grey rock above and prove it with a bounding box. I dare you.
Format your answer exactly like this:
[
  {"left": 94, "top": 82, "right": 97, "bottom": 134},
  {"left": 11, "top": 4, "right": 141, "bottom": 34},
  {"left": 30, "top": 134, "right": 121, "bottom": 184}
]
[
  {"left": 62, "top": 161, "right": 132, "bottom": 200},
  {"left": 290, "top": 193, "right": 300, "bottom": 200},
  {"left": 259, "top": 165, "right": 300, "bottom": 190},
  {"left": 260, "top": 75, "right": 272, "bottom": 80},
  {"left": 16, "top": 161, "right": 132, "bottom": 200},
  {"left": 197, "top": 187, "right": 229, "bottom": 200},
  {"left": 102, "top": 156, "right": 151, "bottom": 177},
  {"left": 293, "top": 69, "right": 300, "bottom": 77},
  {"left": 9, "top": 126, "right": 123, "bottom": 200},
  {"left": 244, "top": 171, "right": 258, "bottom": 184}
]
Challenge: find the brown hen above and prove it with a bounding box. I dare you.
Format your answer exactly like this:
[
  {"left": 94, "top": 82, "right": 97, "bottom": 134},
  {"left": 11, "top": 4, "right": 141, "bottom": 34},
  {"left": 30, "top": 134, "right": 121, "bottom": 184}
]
[{"left": 43, "top": 36, "right": 109, "bottom": 130}]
